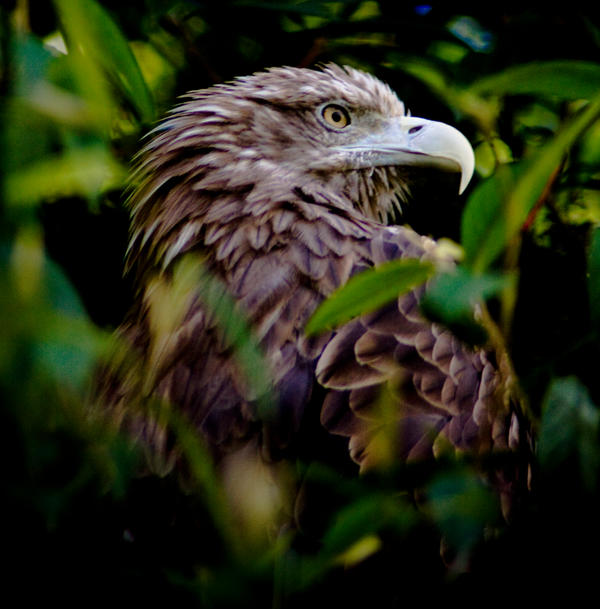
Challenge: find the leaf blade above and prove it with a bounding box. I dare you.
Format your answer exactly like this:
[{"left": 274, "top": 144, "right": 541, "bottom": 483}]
[
  {"left": 305, "top": 259, "right": 435, "bottom": 335},
  {"left": 468, "top": 60, "right": 600, "bottom": 101},
  {"left": 55, "top": 0, "right": 155, "bottom": 123}
]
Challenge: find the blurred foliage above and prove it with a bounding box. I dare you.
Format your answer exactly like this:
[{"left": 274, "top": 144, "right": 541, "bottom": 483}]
[{"left": 3, "top": 1, "right": 600, "bottom": 605}]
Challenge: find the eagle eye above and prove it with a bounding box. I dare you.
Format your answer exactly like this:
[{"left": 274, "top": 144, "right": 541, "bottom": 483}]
[{"left": 320, "top": 104, "right": 351, "bottom": 129}]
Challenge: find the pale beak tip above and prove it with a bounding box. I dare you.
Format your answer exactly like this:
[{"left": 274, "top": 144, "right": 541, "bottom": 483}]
[
  {"left": 455, "top": 130, "right": 475, "bottom": 195},
  {"left": 458, "top": 159, "right": 474, "bottom": 195}
]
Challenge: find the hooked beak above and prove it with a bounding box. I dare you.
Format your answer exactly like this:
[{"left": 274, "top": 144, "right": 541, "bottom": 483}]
[{"left": 335, "top": 116, "right": 475, "bottom": 194}]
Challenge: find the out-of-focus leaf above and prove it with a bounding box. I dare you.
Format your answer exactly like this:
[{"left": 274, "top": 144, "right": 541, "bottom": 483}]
[
  {"left": 39, "top": 257, "right": 106, "bottom": 388},
  {"left": 469, "top": 61, "right": 600, "bottom": 101},
  {"left": 421, "top": 267, "right": 510, "bottom": 316},
  {"left": 34, "top": 315, "right": 104, "bottom": 391},
  {"left": 305, "top": 258, "right": 435, "bottom": 335},
  {"left": 321, "top": 495, "right": 384, "bottom": 556},
  {"left": 333, "top": 534, "right": 382, "bottom": 567},
  {"left": 2, "top": 101, "right": 55, "bottom": 172},
  {"left": 420, "top": 266, "right": 510, "bottom": 344},
  {"left": 514, "top": 103, "right": 561, "bottom": 156},
  {"left": 462, "top": 93, "right": 600, "bottom": 272},
  {"left": 54, "top": 0, "right": 155, "bottom": 124},
  {"left": 447, "top": 15, "right": 494, "bottom": 52},
  {"left": 43, "top": 254, "right": 91, "bottom": 319},
  {"left": 579, "top": 119, "right": 600, "bottom": 165},
  {"left": 587, "top": 226, "right": 600, "bottom": 332},
  {"left": 51, "top": 4, "right": 112, "bottom": 129},
  {"left": 561, "top": 189, "right": 600, "bottom": 226},
  {"left": 11, "top": 33, "right": 54, "bottom": 98},
  {"left": 129, "top": 41, "right": 176, "bottom": 109},
  {"left": 349, "top": 1, "right": 381, "bottom": 22},
  {"left": 221, "top": 448, "right": 292, "bottom": 548},
  {"left": 321, "top": 493, "right": 415, "bottom": 559},
  {"left": 23, "top": 81, "right": 95, "bottom": 127},
  {"left": 427, "top": 468, "right": 498, "bottom": 567},
  {"left": 429, "top": 40, "right": 469, "bottom": 64},
  {"left": 10, "top": 225, "right": 44, "bottom": 300},
  {"left": 474, "top": 138, "right": 513, "bottom": 178},
  {"left": 515, "top": 103, "right": 560, "bottom": 135},
  {"left": 461, "top": 164, "right": 521, "bottom": 272},
  {"left": 538, "top": 377, "right": 600, "bottom": 491},
  {"left": 4, "top": 146, "right": 126, "bottom": 208}
]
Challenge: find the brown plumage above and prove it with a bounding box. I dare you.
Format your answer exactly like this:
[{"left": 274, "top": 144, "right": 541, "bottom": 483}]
[{"left": 100, "top": 64, "right": 528, "bottom": 507}]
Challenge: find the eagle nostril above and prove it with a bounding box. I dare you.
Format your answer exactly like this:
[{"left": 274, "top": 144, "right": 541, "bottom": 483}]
[{"left": 408, "top": 125, "right": 424, "bottom": 135}]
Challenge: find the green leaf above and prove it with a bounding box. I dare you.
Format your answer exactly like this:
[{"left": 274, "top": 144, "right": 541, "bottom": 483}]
[
  {"left": 447, "top": 15, "right": 493, "bottom": 52},
  {"left": 588, "top": 226, "right": 600, "bottom": 332},
  {"left": 420, "top": 267, "right": 510, "bottom": 344},
  {"left": 460, "top": 164, "right": 521, "bottom": 272},
  {"left": 305, "top": 258, "right": 435, "bottom": 335},
  {"left": 332, "top": 535, "right": 382, "bottom": 567},
  {"left": 427, "top": 468, "right": 498, "bottom": 564},
  {"left": 539, "top": 377, "right": 600, "bottom": 491},
  {"left": 462, "top": 93, "right": 600, "bottom": 272},
  {"left": 321, "top": 493, "right": 415, "bottom": 559},
  {"left": 469, "top": 61, "right": 600, "bottom": 100},
  {"left": 432, "top": 266, "right": 510, "bottom": 313},
  {"left": 20, "top": 256, "right": 108, "bottom": 391},
  {"left": 4, "top": 146, "right": 126, "bottom": 208},
  {"left": 54, "top": 0, "right": 155, "bottom": 123},
  {"left": 321, "top": 495, "right": 384, "bottom": 556},
  {"left": 11, "top": 33, "right": 54, "bottom": 98},
  {"left": 34, "top": 315, "right": 104, "bottom": 391},
  {"left": 474, "top": 138, "right": 513, "bottom": 178}
]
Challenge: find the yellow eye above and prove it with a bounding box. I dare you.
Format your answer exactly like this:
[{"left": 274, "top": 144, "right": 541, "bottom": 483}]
[{"left": 321, "top": 104, "right": 351, "bottom": 129}]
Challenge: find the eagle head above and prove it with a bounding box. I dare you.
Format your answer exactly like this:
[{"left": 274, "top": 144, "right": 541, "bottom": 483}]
[{"left": 128, "top": 64, "right": 474, "bottom": 274}]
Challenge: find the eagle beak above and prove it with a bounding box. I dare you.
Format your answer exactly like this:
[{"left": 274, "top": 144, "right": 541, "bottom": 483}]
[
  {"left": 394, "top": 116, "right": 474, "bottom": 194},
  {"left": 338, "top": 116, "right": 475, "bottom": 194}
]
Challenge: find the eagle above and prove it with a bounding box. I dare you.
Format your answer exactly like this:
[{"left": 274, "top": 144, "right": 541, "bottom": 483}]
[{"left": 100, "top": 64, "right": 529, "bottom": 515}]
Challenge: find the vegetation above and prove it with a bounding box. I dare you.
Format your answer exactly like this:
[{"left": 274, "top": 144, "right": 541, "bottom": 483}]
[{"left": 3, "top": 2, "right": 600, "bottom": 604}]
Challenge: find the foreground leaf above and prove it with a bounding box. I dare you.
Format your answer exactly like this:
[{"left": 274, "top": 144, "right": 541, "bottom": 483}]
[
  {"left": 420, "top": 266, "right": 511, "bottom": 344},
  {"left": 305, "top": 258, "right": 435, "bottom": 335},
  {"left": 427, "top": 468, "right": 499, "bottom": 569}
]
